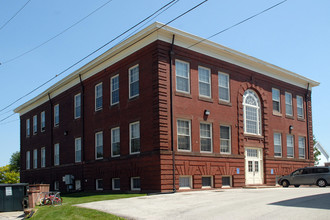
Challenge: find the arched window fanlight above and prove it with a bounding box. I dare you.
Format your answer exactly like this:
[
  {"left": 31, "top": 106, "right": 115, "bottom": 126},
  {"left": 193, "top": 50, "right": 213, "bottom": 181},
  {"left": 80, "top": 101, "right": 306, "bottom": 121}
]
[{"left": 243, "top": 90, "right": 262, "bottom": 135}]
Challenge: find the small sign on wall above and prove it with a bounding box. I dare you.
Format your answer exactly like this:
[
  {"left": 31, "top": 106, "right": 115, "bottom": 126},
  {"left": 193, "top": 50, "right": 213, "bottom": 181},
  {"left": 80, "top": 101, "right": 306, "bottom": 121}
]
[
  {"left": 5, "top": 187, "right": 12, "bottom": 196},
  {"left": 236, "top": 168, "right": 240, "bottom": 174},
  {"left": 271, "top": 169, "right": 274, "bottom": 175}
]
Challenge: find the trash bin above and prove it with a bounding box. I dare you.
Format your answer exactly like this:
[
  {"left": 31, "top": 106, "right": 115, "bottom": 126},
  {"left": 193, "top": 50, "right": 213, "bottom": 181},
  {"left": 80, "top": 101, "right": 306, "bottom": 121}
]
[{"left": 0, "top": 183, "right": 28, "bottom": 212}]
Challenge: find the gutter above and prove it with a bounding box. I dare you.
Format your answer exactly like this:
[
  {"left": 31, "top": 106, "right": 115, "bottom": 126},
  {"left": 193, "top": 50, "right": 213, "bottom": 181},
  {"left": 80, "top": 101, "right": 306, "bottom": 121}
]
[
  {"left": 169, "top": 34, "right": 176, "bottom": 192},
  {"left": 305, "top": 83, "right": 311, "bottom": 165},
  {"left": 79, "top": 75, "right": 85, "bottom": 190}
]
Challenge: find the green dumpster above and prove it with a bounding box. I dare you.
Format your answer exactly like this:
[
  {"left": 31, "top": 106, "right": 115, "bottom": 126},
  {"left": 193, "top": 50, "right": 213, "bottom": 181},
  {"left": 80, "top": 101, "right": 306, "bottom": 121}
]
[{"left": 0, "top": 183, "right": 28, "bottom": 212}]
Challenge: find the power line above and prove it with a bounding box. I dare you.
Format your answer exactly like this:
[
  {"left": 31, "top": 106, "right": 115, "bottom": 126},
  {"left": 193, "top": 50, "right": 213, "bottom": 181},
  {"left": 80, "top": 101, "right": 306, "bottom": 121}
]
[
  {"left": 0, "top": 113, "right": 15, "bottom": 123},
  {"left": 0, "top": 0, "right": 32, "bottom": 32},
  {"left": 1, "top": 0, "right": 114, "bottom": 65},
  {"left": 0, "top": 119, "right": 19, "bottom": 126},
  {"left": 0, "top": 0, "right": 180, "bottom": 115},
  {"left": 188, "top": 0, "right": 288, "bottom": 49}
]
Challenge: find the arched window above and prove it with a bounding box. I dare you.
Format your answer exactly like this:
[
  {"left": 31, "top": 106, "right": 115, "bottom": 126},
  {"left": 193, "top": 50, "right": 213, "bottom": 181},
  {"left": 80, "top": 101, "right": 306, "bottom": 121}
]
[{"left": 243, "top": 90, "right": 261, "bottom": 135}]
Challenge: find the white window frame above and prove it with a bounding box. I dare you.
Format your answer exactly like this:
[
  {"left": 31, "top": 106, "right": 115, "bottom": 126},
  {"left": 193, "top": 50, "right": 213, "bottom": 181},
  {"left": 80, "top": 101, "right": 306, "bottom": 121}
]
[
  {"left": 221, "top": 176, "right": 232, "bottom": 188},
  {"left": 96, "top": 179, "right": 103, "bottom": 191},
  {"left": 177, "top": 119, "right": 191, "bottom": 152},
  {"left": 54, "top": 104, "right": 59, "bottom": 127},
  {"left": 274, "top": 133, "right": 282, "bottom": 157},
  {"left": 297, "top": 95, "right": 304, "bottom": 119},
  {"left": 74, "top": 93, "right": 81, "bottom": 119},
  {"left": 200, "top": 123, "right": 212, "bottom": 153},
  {"left": 179, "top": 175, "right": 192, "bottom": 189},
  {"left": 26, "top": 119, "right": 30, "bottom": 137},
  {"left": 111, "top": 127, "right": 120, "bottom": 157},
  {"left": 298, "top": 136, "right": 306, "bottom": 159},
  {"left": 95, "top": 83, "right": 103, "bottom": 111},
  {"left": 198, "top": 66, "right": 211, "bottom": 98},
  {"left": 41, "top": 111, "right": 45, "bottom": 132},
  {"left": 33, "top": 149, "right": 37, "bottom": 169},
  {"left": 220, "top": 125, "right": 231, "bottom": 154},
  {"left": 175, "top": 60, "right": 190, "bottom": 94},
  {"left": 272, "top": 88, "right": 281, "bottom": 113},
  {"left": 131, "top": 177, "right": 141, "bottom": 191},
  {"left": 129, "top": 65, "right": 139, "bottom": 99},
  {"left": 243, "top": 90, "right": 262, "bottom": 135},
  {"left": 285, "top": 92, "right": 293, "bottom": 116},
  {"left": 75, "top": 137, "right": 82, "bottom": 163},
  {"left": 112, "top": 178, "right": 120, "bottom": 190},
  {"left": 33, "top": 115, "right": 37, "bottom": 135},
  {"left": 26, "top": 151, "right": 30, "bottom": 170},
  {"left": 287, "top": 135, "right": 294, "bottom": 158},
  {"left": 111, "top": 74, "right": 119, "bottom": 105},
  {"left": 95, "top": 131, "right": 103, "bottom": 159},
  {"left": 54, "top": 181, "right": 59, "bottom": 191},
  {"left": 41, "top": 147, "right": 46, "bottom": 168},
  {"left": 201, "top": 176, "right": 213, "bottom": 188},
  {"left": 218, "top": 72, "right": 230, "bottom": 102},
  {"left": 54, "top": 143, "right": 60, "bottom": 166},
  {"left": 129, "top": 122, "right": 140, "bottom": 155}
]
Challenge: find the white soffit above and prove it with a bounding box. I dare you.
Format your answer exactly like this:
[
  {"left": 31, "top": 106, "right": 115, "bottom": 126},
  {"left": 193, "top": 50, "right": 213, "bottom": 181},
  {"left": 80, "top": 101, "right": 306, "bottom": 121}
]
[{"left": 14, "top": 22, "right": 319, "bottom": 116}]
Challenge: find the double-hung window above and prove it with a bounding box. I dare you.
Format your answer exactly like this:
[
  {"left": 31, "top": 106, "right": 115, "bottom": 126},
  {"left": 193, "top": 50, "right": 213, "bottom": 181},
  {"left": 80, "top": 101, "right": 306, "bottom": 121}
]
[
  {"left": 177, "top": 120, "right": 191, "bottom": 151},
  {"left": 95, "top": 83, "right": 103, "bottom": 111},
  {"left": 41, "top": 147, "right": 45, "bottom": 168},
  {"left": 274, "top": 133, "right": 282, "bottom": 157},
  {"left": 26, "top": 151, "right": 30, "bottom": 170},
  {"left": 272, "top": 88, "right": 280, "bottom": 113},
  {"left": 75, "top": 137, "right": 82, "bottom": 163},
  {"left": 130, "top": 122, "right": 140, "bottom": 154},
  {"left": 198, "top": 66, "right": 211, "bottom": 98},
  {"left": 285, "top": 92, "right": 293, "bottom": 116},
  {"left": 287, "top": 135, "right": 294, "bottom": 158},
  {"left": 54, "top": 143, "right": 60, "bottom": 165},
  {"left": 111, "top": 75, "right": 119, "bottom": 105},
  {"left": 218, "top": 72, "right": 230, "bottom": 102},
  {"left": 33, "top": 149, "right": 37, "bottom": 169},
  {"left": 26, "top": 119, "right": 30, "bottom": 137},
  {"left": 220, "top": 125, "right": 231, "bottom": 154},
  {"left": 129, "top": 65, "right": 139, "bottom": 98},
  {"left": 297, "top": 96, "right": 304, "bottom": 118},
  {"left": 298, "top": 136, "right": 306, "bottom": 158},
  {"left": 54, "top": 104, "right": 59, "bottom": 127},
  {"left": 200, "top": 123, "right": 212, "bottom": 152},
  {"left": 96, "top": 179, "right": 103, "bottom": 191},
  {"left": 41, "top": 111, "right": 45, "bottom": 132},
  {"left": 95, "top": 132, "right": 103, "bottom": 159},
  {"left": 112, "top": 178, "right": 120, "bottom": 190},
  {"left": 175, "top": 60, "right": 190, "bottom": 93},
  {"left": 74, "top": 93, "right": 81, "bottom": 119},
  {"left": 111, "top": 127, "right": 120, "bottom": 157},
  {"left": 33, "top": 115, "right": 37, "bottom": 134}
]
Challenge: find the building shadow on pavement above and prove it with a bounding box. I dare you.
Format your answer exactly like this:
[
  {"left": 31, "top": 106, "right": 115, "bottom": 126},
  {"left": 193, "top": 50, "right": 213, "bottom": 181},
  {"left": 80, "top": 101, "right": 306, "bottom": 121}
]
[{"left": 269, "top": 193, "right": 330, "bottom": 210}]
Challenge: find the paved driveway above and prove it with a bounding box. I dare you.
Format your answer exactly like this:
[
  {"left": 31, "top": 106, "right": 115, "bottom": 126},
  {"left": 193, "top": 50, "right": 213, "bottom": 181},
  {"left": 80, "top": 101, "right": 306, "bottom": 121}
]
[{"left": 77, "top": 187, "right": 330, "bottom": 220}]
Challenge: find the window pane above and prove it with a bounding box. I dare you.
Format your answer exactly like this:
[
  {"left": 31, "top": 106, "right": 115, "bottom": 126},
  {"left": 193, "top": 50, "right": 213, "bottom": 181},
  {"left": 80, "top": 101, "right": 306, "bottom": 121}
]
[
  {"left": 220, "top": 126, "right": 231, "bottom": 154},
  {"left": 219, "top": 73, "right": 229, "bottom": 101},
  {"left": 112, "top": 128, "right": 120, "bottom": 156},
  {"left": 129, "top": 66, "right": 139, "bottom": 98},
  {"left": 179, "top": 176, "right": 191, "bottom": 188},
  {"left": 285, "top": 92, "right": 293, "bottom": 116},
  {"left": 202, "top": 177, "right": 212, "bottom": 187},
  {"left": 287, "top": 135, "right": 294, "bottom": 157},
  {"left": 176, "top": 60, "right": 189, "bottom": 93},
  {"left": 111, "top": 76, "right": 119, "bottom": 105},
  {"left": 274, "top": 133, "right": 282, "bottom": 157},
  {"left": 130, "top": 123, "right": 140, "bottom": 153}
]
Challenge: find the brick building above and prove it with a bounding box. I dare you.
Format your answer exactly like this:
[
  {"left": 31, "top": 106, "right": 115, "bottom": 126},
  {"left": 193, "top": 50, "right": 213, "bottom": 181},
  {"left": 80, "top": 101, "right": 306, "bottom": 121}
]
[{"left": 14, "top": 22, "right": 319, "bottom": 192}]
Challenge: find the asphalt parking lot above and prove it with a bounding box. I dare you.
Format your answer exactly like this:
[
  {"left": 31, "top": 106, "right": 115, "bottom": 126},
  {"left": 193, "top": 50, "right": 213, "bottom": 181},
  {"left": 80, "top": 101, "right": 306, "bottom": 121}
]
[{"left": 77, "top": 187, "right": 330, "bottom": 220}]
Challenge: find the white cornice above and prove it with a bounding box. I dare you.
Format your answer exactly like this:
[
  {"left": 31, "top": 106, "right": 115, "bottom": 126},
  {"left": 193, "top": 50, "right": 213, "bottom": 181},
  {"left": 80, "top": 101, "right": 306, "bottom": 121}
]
[{"left": 14, "top": 22, "right": 319, "bottom": 116}]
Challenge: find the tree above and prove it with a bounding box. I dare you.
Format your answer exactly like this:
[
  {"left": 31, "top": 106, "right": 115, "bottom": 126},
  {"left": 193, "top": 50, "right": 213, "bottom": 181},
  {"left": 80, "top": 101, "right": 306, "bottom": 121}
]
[
  {"left": 9, "top": 151, "right": 20, "bottom": 172},
  {"left": 0, "top": 165, "right": 20, "bottom": 184},
  {"left": 313, "top": 136, "right": 321, "bottom": 166}
]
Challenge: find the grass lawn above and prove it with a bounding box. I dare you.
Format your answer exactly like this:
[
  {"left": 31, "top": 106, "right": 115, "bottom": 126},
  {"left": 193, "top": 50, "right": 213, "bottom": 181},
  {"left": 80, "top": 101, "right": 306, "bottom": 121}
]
[{"left": 30, "top": 192, "right": 146, "bottom": 220}]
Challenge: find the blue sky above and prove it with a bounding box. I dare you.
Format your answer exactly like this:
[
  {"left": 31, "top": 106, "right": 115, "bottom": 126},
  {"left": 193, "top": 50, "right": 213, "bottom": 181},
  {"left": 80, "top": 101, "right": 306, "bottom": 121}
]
[{"left": 0, "top": 0, "right": 329, "bottom": 166}]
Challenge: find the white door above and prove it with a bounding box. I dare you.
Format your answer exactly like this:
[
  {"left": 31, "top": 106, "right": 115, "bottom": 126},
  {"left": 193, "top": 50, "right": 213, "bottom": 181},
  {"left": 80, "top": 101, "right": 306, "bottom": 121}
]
[{"left": 245, "top": 148, "right": 263, "bottom": 185}]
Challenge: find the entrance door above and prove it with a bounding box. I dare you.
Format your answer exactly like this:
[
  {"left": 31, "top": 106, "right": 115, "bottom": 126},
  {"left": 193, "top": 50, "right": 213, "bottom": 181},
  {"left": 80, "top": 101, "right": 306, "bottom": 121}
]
[{"left": 245, "top": 148, "right": 263, "bottom": 185}]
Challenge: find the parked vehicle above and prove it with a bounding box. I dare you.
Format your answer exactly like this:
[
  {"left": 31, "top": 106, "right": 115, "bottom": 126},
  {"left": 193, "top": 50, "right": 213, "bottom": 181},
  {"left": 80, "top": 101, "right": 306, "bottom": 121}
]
[{"left": 278, "top": 166, "right": 330, "bottom": 187}]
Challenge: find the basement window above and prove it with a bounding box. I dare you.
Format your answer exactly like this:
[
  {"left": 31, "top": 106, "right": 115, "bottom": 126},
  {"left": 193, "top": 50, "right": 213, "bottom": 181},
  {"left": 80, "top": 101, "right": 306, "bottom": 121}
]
[{"left": 179, "top": 176, "right": 192, "bottom": 189}]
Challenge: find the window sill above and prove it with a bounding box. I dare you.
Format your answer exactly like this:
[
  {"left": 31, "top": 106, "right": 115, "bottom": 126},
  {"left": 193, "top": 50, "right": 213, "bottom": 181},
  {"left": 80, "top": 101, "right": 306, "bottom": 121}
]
[
  {"left": 272, "top": 111, "right": 282, "bottom": 117},
  {"left": 198, "top": 96, "right": 213, "bottom": 103},
  {"left": 285, "top": 115, "right": 294, "bottom": 120},
  {"left": 297, "top": 117, "right": 305, "bottom": 122},
  {"left": 244, "top": 133, "right": 264, "bottom": 140},
  {"left": 129, "top": 95, "right": 139, "bottom": 100},
  {"left": 175, "top": 91, "right": 192, "bottom": 99},
  {"left": 218, "top": 100, "right": 232, "bottom": 106},
  {"left": 130, "top": 152, "right": 140, "bottom": 155},
  {"left": 95, "top": 108, "right": 103, "bottom": 112}
]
